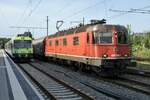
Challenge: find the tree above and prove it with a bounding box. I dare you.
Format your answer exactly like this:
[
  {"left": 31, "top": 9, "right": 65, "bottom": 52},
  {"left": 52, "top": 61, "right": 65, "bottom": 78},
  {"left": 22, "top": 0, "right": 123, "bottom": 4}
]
[
  {"left": 0, "top": 38, "right": 11, "bottom": 49},
  {"left": 144, "top": 32, "right": 150, "bottom": 49}
]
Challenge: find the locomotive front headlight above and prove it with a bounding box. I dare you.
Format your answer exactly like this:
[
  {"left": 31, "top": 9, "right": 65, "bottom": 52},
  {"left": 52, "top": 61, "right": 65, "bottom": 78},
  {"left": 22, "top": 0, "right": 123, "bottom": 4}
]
[
  {"left": 124, "top": 54, "right": 128, "bottom": 57},
  {"left": 103, "top": 54, "right": 108, "bottom": 58}
]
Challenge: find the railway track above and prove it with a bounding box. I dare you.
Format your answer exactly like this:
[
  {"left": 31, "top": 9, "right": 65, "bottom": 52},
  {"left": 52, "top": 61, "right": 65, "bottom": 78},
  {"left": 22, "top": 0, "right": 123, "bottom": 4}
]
[
  {"left": 58, "top": 69, "right": 150, "bottom": 96},
  {"left": 66, "top": 72, "right": 150, "bottom": 98},
  {"left": 27, "top": 59, "right": 150, "bottom": 99},
  {"left": 28, "top": 76, "right": 51, "bottom": 100},
  {"left": 100, "top": 76, "right": 150, "bottom": 95},
  {"left": 18, "top": 63, "right": 94, "bottom": 100},
  {"left": 126, "top": 68, "right": 150, "bottom": 77},
  {"left": 52, "top": 66, "right": 150, "bottom": 97},
  {"left": 64, "top": 74, "right": 130, "bottom": 100},
  {"left": 29, "top": 61, "right": 131, "bottom": 100}
]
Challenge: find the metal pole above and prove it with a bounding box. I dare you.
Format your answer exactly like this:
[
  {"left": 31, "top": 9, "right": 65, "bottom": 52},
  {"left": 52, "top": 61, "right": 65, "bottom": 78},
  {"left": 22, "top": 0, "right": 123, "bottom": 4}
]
[
  {"left": 47, "top": 16, "right": 49, "bottom": 36},
  {"left": 83, "top": 17, "right": 85, "bottom": 25}
]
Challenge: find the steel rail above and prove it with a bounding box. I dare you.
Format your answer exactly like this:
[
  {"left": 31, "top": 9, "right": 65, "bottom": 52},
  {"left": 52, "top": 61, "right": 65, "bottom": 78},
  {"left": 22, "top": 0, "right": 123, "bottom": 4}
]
[{"left": 27, "top": 63, "right": 94, "bottom": 100}]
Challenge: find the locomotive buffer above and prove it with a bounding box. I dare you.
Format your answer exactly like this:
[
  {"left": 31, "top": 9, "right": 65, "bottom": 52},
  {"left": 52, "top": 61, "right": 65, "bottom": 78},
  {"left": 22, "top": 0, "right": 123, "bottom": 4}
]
[{"left": 0, "top": 49, "right": 44, "bottom": 100}]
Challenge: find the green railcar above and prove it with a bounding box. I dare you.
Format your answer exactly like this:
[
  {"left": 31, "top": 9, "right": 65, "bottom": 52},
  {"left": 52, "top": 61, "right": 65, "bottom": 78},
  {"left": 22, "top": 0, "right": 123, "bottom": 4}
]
[{"left": 5, "top": 34, "right": 33, "bottom": 61}]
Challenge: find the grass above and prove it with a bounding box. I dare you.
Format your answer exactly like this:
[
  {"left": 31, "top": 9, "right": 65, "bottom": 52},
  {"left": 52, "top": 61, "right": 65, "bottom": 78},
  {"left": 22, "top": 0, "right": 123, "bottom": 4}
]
[
  {"left": 137, "top": 61, "right": 150, "bottom": 65},
  {"left": 132, "top": 47, "right": 150, "bottom": 70}
]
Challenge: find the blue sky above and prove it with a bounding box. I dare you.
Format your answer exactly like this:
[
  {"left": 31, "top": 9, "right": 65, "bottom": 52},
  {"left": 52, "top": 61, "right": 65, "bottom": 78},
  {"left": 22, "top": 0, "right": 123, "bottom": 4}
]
[{"left": 0, "top": 0, "right": 150, "bottom": 38}]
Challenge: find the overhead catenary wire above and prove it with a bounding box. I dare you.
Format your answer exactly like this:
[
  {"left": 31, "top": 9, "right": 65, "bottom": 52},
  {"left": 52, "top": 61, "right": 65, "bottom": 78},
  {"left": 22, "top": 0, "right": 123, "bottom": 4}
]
[
  {"left": 104, "top": 0, "right": 108, "bottom": 19},
  {"left": 48, "top": 0, "right": 80, "bottom": 23},
  {"left": 109, "top": 9, "right": 150, "bottom": 14},
  {"left": 51, "top": 0, "right": 110, "bottom": 32},
  {"left": 10, "top": 26, "right": 46, "bottom": 29},
  {"left": 6, "top": 0, "right": 44, "bottom": 38},
  {"left": 108, "top": 5, "right": 150, "bottom": 19},
  {"left": 54, "top": 0, "right": 76, "bottom": 16},
  {"left": 131, "top": 9, "right": 150, "bottom": 12},
  {"left": 28, "top": 0, "right": 42, "bottom": 17},
  {"left": 0, "top": 7, "right": 10, "bottom": 26},
  {"left": 15, "top": 0, "right": 32, "bottom": 26},
  {"left": 20, "top": 0, "right": 43, "bottom": 25},
  {"left": 62, "top": 0, "right": 109, "bottom": 20}
]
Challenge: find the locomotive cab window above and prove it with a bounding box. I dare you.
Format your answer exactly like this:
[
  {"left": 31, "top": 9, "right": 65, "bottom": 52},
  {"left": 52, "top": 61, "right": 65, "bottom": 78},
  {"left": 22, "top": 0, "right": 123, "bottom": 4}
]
[
  {"left": 94, "top": 32, "right": 112, "bottom": 44},
  {"left": 14, "top": 40, "right": 32, "bottom": 48},
  {"left": 73, "top": 37, "right": 79, "bottom": 45},
  {"left": 24, "top": 40, "right": 32, "bottom": 48},
  {"left": 117, "top": 32, "right": 127, "bottom": 44}
]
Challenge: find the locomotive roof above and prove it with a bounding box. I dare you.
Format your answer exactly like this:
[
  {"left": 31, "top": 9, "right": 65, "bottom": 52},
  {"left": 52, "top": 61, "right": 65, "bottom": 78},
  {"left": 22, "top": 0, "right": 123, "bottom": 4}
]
[
  {"left": 48, "top": 24, "right": 127, "bottom": 38},
  {"left": 15, "top": 36, "right": 32, "bottom": 40}
]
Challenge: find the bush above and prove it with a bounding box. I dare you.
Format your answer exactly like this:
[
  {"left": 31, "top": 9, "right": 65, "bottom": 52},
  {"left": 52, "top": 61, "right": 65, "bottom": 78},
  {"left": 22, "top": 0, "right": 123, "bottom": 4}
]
[{"left": 133, "top": 48, "right": 150, "bottom": 59}]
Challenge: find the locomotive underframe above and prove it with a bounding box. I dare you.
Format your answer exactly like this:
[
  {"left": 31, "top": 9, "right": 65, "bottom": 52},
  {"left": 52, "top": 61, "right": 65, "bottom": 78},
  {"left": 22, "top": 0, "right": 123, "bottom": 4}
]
[
  {"left": 46, "top": 53, "right": 102, "bottom": 66},
  {"left": 12, "top": 53, "right": 33, "bottom": 61},
  {"left": 46, "top": 53, "right": 131, "bottom": 75},
  {"left": 100, "top": 59, "right": 130, "bottom": 75}
]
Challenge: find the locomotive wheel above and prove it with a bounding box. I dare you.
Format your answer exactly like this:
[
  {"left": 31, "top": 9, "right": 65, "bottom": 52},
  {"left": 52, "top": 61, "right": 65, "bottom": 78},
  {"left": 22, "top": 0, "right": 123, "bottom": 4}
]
[
  {"left": 62, "top": 59, "right": 67, "bottom": 66},
  {"left": 78, "top": 63, "right": 83, "bottom": 72},
  {"left": 68, "top": 61, "right": 78, "bottom": 71}
]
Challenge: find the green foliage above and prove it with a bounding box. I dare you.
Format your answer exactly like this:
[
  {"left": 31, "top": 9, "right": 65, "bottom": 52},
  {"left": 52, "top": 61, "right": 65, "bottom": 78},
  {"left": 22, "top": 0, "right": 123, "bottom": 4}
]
[
  {"left": 132, "top": 31, "right": 150, "bottom": 58},
  {"left": 144, "top": 32, "right": 150, "bottom": 49},
  {"left": 133, "top": 36, "right": 143, "bottom": 46},
  {"left": 0, "top": 38, "right": 10, "bottom": 48},
  {"left": 133, "top": 48, "right": 150, "bottom": 58}
]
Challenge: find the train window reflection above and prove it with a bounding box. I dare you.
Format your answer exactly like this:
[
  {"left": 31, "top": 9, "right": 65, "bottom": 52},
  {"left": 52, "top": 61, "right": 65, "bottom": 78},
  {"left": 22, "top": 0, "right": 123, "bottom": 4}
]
[
  {"left": 73, "top": 37, "right": 79, "bottom": 45},
  {"left": 63, "top": 38, "right": 67, "bottom": 46},
  {"left": 95, "top": 32, "right": 112, "bottom": 44},
  {"left": 14, "top": 40, "right": 32, "bottom": 48}
]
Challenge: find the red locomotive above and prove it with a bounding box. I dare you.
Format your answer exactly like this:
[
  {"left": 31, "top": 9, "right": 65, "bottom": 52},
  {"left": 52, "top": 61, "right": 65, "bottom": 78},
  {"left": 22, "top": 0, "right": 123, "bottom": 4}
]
[{"left": 33, "top": 20, "right": 131, "bottom": 76}]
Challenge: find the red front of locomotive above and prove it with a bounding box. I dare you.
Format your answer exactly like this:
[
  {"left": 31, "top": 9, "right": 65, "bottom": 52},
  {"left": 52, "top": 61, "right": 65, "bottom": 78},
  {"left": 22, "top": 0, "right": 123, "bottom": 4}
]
[
  {"left": 89, "top": 25, "right": 131, "bottom": 75},
  {"left": 91, "top": 25, "right": 130, "bottom": 58}
]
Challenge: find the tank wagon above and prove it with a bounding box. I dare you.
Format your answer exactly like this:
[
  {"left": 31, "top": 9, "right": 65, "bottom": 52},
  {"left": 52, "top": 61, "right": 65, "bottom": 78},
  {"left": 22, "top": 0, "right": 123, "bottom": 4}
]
[{"left": 32, "top": 37, "right": 45, "bottom": 58}]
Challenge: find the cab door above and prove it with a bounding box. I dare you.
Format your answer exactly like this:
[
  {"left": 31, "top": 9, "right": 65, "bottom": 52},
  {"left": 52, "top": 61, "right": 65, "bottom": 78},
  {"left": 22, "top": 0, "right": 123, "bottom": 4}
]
[{"left": 86, "top": 32, "right": 94, "bottom": 57}]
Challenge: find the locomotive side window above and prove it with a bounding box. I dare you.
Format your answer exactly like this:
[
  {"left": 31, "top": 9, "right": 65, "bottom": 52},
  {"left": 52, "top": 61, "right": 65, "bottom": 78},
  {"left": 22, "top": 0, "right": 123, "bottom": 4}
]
[
  {"left": 73, "top": 37, "right": 79, "bottom": 45},
  {"left": 94, "top": 32, "right": 112, "bottom": 44},
  {"left": 92, "top": 32, "right": 96, "bottom": 44},
  {"left": 55, "top": 40, "right": 59, "bottom": 46},
  {"left": 60, "top": 39, "right": 63, "bottom": 45},
  {"left": 87, "top": 33, "right": 90, "bottom": 44},
  {"left": 63, "top": 38, "right": 67, "bottom": 46},
  {"left": 49, "top": 40, "right": 52, "bottom": 46},
  {"left": 117, "top": 32, "right": 127, "bottom": 44}
]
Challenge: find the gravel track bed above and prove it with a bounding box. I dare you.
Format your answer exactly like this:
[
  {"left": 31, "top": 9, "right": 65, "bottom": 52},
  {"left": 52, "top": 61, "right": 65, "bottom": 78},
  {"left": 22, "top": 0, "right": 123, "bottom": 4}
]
[
  {"left": 122, "top": 74, "right": 150, "bottom": 86},
  {"left": 19, "top": 63, "right": 93, "bottom": 100},
  {"left": 127, "top": 67, "right": 150, "bottom": 76},
  {"left": 105, "top": 77, "right": 150, "bottom": 95},
  {"left": 30, "top": 61, "right": 115, "bottom": 100},
  {"left": 32, "top": 60, "right": 150, "bottom": 100},
  {"left": 18, "top": 64, "right": 51, "bottom": 100}
]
